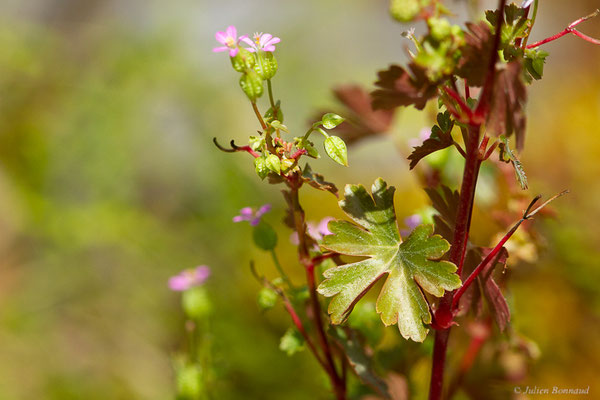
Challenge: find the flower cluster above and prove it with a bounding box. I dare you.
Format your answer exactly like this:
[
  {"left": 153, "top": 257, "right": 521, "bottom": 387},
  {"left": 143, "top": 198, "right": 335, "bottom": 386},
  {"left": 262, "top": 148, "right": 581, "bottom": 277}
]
[
  {"left": 213, "top": 27, "right": 280, "bottom": 56},
  {"left": 233, "top": 204, "right": 271, "bottom": 226}
]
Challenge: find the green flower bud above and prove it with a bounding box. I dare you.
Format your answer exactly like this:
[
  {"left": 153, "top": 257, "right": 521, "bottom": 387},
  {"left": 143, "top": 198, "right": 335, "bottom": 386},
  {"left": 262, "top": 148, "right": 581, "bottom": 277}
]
[
  {"left": 182, "top": 287, "right": 212, "bottom": 320},
  {"left": 254, "top": 156, "right": 269, "bottom": 180},
  {"left": 252, "top": 221, "right": 278, "bottom": 251},
  {"left": 257, "top": 287, "right": 278, "bottom": 310},
  {"left": 239, "top": 69, "right": 263, "bottom": 101},
  {"left": 255, "top": 51, "right": 278, "bottom": 80},
  {"left": 230, "top": 47, "right": 255, "bottom": 72}
]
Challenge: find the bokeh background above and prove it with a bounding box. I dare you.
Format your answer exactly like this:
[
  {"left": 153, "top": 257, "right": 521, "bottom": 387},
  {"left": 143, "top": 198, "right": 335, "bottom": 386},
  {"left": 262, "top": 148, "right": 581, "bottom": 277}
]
[{"left": 0, "top": 0, "right": 599, "bottom": 399}]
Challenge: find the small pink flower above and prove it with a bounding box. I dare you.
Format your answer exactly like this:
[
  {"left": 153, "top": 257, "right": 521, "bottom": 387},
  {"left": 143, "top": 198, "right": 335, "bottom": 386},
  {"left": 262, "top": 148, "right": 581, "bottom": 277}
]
[
  {"left": 169, "top": 265, "right": 211, "bottom": 291},
  {"left": 290, "top": 217, "right": 333, "bottom": 245},
  {"left": 233, "top": 204, "right": 271, "bottom": 226},
  {"left": 241, "top": 32, "right": 281, "bottom": 53},
  {"left": 213, "top": 26, "right": 248, "bottom": 57},
  {"left": 400, "top": 214, "right": 422, "bottom": 237},
  {"left": 408, "top": 128, "right": 432, "bottom": 148}
]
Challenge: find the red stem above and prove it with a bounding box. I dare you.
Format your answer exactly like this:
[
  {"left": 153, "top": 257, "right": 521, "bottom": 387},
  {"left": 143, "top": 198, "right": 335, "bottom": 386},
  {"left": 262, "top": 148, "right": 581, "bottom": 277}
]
[
  {"left": 281, "top": 295, "right": 329, "bottom": 372},
  {"left": 288, "top": 180, "right": 346, "bottom": 400},
  {"left": 451, "top": 219, "right": 523, "bottom": 310},
  {"left": 429, "top": 3, "right": 507, "bottom": 399},
  {"left": 527, "top": 9, "right": 600, "bottom": 48}
]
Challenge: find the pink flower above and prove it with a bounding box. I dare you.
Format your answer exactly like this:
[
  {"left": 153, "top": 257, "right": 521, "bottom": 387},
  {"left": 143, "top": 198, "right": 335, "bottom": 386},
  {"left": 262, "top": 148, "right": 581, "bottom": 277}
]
[
  {"left": 408, "top": 128, "right": 432, "bottom": 148},
  {"left": 213, "top": 26, "right": 248, "bottom": 57},
  {"left": 241, "top": 32, "right": 281, "bottom": 53},
  {"left": 290, "top": 217, "right": 334, "bottom": 245},
  {"left": 233, "top": 204, "right": 271, "bottom": 226},
  {"left": 169, "top": 265, "right": 211, "bottom": 291},
  {"left": 521, "top": 0, "right": 534, "bottom": 7},
  {"left": 400, "top": 214, "right": 422, "bottom": 237}
]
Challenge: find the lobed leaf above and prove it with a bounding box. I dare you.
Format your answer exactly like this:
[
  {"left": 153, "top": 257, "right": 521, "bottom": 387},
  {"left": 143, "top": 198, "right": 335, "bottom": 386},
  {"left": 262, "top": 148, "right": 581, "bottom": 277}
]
[
  {"left": 408, "top": 111, "right": 455, "bottom": 169},
  {"left": 371, "top": 64, "right": 438, "bottom": 110},
  {"left": 301, "top": 164, "right": 338, "bottom": 196},
  {"left": 318, "top": 178, "right": 461, "bottom": 342}
]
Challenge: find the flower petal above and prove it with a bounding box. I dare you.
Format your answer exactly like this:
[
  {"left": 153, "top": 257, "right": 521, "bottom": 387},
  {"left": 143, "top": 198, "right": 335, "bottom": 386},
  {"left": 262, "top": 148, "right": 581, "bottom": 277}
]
[
  {"left": 168, "top": 275, "right": 190, "bottom": 291},
  {"left": 215, "top": 31, "right": 227, "bottom": 44},
  {"left": 256, "top": 204, "right": 272, "bottom": 217},
  {"left": 259, "top": 33, "right": 272, "bottom": 46},
  {"left": 213, "top": 46, "right": 229, "bottom": 53},
  {"left": 263, "top": 45, "right": 276, "bottom": 52},
  {"left": 241, "top": 36, "right": 256, "bottom": 47},
  {"left": 226, "top": 25, "right": 237, "bottom": 40},
  {"left": 229, "top": 47, "right": 239, "bottom": 57},
  {"left": 263, "top": 37, "right": 281, "bottom": 47}
]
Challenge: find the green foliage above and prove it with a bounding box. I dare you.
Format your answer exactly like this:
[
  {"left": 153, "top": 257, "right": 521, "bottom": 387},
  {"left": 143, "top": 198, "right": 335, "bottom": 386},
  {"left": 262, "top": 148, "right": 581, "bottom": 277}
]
[
  {"left": 257, "top": 287, "right": 279, "bottom": 310},
  {"left": 279, "top": 327, "right": 305, "bottom": 356},
  {"left": 318, "top": 178, "right": 461, "bottom": 341},
  {"left": 182, "top": 288, "right": 212, "bottom": 320},
  {"left": 254, "top": 156, "right": 269, "bottom": 179},
  {"left": 301, "top": 164, "right": 338, "bottom": 195},
  {"left": 499, "top": 135, "right": 528, "bottom": 190},
  {"left": 524, "top": 48, "right": 549, "bottom": 81},
  {"left": 330, "top": 327, "right": 390, "bottom": 398},
  {"left": 408, "top": 111, "right": 455, "bottom": 169},
  {"left": 324, "top": 136, "right": 348, "bottom": 166},
  {"left": 176, "top": 363, "right": 203, "bottom": 399},
  {"left": 252, "top": 221, "right": 278, "bottom": 250},
  {"left": 265, "top": 153, "right": 281, "bottom": 174},
  {"left": 321, "top": 113, "right": 345, "bottom": 129}
]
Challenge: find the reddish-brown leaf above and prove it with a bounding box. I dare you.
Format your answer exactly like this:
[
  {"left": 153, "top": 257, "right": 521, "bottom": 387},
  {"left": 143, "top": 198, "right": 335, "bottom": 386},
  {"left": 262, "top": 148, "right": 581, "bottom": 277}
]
[
  {"left": 486, "top": 61, "right": 527, "bottom": 150},
  {"left": 457, "top": 22, "right": 495, "bottom": 87},
  {"left": 371, "top": 64, "right": 438, "bottom": 110}
]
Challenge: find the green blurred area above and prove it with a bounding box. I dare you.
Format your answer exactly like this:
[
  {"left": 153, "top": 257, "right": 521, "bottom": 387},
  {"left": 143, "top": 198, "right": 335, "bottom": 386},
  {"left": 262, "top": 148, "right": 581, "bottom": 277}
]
[{"left": 0, "top": 0, "right": 599, "bottom": 398}]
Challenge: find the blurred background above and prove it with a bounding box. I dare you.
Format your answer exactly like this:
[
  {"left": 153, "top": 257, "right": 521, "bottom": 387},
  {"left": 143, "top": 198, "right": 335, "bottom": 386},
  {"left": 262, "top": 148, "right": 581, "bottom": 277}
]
[{"left": 0, "top": 0, "right": 599, "bottom": 399}]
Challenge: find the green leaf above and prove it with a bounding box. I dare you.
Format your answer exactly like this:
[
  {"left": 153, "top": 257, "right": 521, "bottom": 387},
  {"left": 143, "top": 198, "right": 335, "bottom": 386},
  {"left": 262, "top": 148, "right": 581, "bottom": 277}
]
[
  {"left": 252, "top": 221, "right": 278, "bottom": 250},
  {"left": 324, "top": 136, "right": 348, "bottom": 166},
  {"left": 257, "top": 287, "right": 278, "bottom": 310},
  {"left": 301, "top": 164, "right": 338, "bottom": 196},
  {"left": 265, "top": 153, "right": 281, "bottom": 174},
  {"left": 239, "top": 69, "right": 263, "bottom": 101},
  {"left": 499, "top": 135, "right": 528, "bottom": 190},
  {"left": 294, "top": 137, "right": 319, "bottom": 158},
  {"left": 408, "top": 111, "right": 454, "bottom": 169},
  {"left": 318, "top": 178, "right": 461, "bottom": 342},
  {"left": 524, "top": 48, "right": 549, "bottom": 81},
  {"left": 254, "top": 156, "right": 269, "bottom": 180},
  {"left": 330, "top": 327, "right": 390, "bottom": 398},
  {"left": 279, "top": 327, "right": 305, "bottom": 356},
  {"left": 321, "top": 113, "right": 345, "bottom": 129},
  {"left": 270, "top": 120, "right": 288, "bottom": 132}
]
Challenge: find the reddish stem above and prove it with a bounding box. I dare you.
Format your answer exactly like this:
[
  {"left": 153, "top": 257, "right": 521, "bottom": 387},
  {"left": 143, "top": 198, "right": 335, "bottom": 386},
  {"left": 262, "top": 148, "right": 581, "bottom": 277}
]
[
  {"left": 452, "top": 219, "right": 522, "bottom": 310},
  {"left": 443, "top": 86, "right": 473, "bottom": 120},
  {"left": 288, "top": 180, "right": 346, "bottom": 400},
  {"left": 281, "top": 295, "right": 329, "bottom": 371},
  {"left": 526, "top": 9, "right": 600, "bottom": 48},
  {"left": 252, "top": 101, "right": 268, "bottom": 130}
]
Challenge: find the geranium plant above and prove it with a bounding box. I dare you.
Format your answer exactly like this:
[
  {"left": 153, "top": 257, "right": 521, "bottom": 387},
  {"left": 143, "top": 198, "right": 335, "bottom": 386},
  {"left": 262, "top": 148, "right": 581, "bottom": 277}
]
[{"left": 175, "top": 1, "right": 599, "bottom": 398}]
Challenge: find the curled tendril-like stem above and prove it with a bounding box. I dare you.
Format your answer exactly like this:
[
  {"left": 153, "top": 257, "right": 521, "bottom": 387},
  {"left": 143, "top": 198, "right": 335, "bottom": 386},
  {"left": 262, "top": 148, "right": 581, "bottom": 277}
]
[{"left": 212, "top": 137, "right": 260, "bottom": 158}]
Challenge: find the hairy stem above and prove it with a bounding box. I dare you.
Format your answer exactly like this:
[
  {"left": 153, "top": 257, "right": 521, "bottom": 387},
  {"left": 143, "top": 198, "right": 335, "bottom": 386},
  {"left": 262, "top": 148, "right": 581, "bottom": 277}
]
[
  {"left": 429, "top": 123, "right": 482, "bottom": 400},
  {"left": 251, "top": 101, "right": 268, "bottom": 130},
  {"left": 288, "top": 181, "right": 346, "bottom": 400}
]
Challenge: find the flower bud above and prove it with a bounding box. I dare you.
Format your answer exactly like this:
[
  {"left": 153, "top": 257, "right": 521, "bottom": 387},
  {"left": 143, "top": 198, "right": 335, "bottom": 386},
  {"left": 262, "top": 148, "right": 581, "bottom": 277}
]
[
  {"left": 230, "top": 47, "right": 255, "bottom": 72},
  {"left": 255, "top": 51, "right": 278, "bottom": 80},
  {"left": 182, "top": 287, "right": 212, "bottom": 320},
  {"left": 239, "top": 69, "right": 264, "bottom": 101}
]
